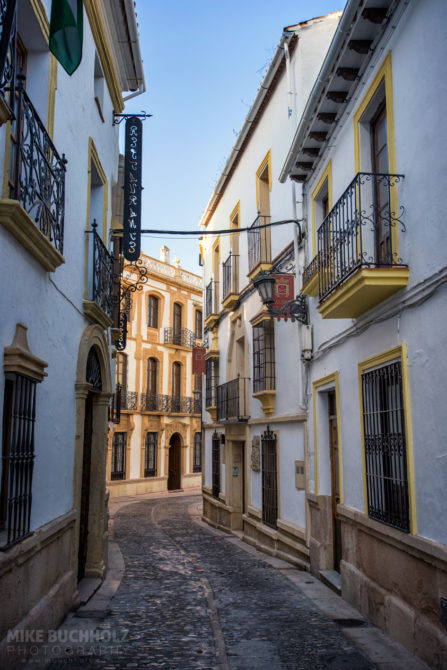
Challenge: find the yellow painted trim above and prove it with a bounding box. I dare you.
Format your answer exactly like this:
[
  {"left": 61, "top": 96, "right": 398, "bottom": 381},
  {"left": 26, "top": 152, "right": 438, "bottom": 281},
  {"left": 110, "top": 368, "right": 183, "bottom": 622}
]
[
  {"left": 84, "top": 0, "right": 125, "bottom": 114},
  {"left": 222, "top": 293, "right": 239, "bottom": 310},
  {"left": 312, "top": 372, "right": 342, "bottom": 500},
  {"left": 317, "top": 267, "right": 409, "bottom": 319},
  {"left": 230, "top": 200, "right": 240, "bottom": 253},
  {"left": 301, "top": 270, "right": 319, "bottom": 297},
  {"left": 311, "top": 159, "right": 332, "bottom": 257},
  {"left": 256, "top": 149, "right": 272, "bottom": 210},
  {"left": 353, "top": 52, "right": 398, "bottom": 255},
  {"left": 252, "top": 389, "right": 276, "bottom": 417},
  {"left": 29, "top": 0, "right": 50, "bottom": 42},
  {"left": 358, "top": 344, "right": 416, "bottom": 534},
  {"left": 47, "top": 55, "right": 58, "bottom": 140},
  {"left": 212, "top": 237, "right": 220, "bottom": 274},
  {"left": 247, "top": 262, "right": 273, "bottom": 283}
]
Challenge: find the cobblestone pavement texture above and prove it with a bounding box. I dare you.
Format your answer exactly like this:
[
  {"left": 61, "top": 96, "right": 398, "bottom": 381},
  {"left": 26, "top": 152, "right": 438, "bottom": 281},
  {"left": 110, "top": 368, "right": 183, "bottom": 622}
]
[{"left": 42, "top": 495, "right": 377, "bottom": 669}]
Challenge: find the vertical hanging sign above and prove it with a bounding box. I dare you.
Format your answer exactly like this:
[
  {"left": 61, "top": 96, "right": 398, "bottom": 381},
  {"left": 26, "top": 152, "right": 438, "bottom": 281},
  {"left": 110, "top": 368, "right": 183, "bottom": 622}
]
[{"left": 123, "top": 116, "right": 143, "bottom": 261}]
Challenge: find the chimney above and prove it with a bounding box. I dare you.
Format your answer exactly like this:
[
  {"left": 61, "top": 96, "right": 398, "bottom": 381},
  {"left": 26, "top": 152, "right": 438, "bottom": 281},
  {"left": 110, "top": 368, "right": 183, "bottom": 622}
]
[{"left": 160, "top": 245, "right": 170, "bottom": 264}]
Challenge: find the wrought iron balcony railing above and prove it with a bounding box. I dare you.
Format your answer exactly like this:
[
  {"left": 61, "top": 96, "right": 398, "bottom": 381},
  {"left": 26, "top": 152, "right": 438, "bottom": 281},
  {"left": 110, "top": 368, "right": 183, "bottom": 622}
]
[
  {"left": 317, "top": 172, "right": 405, "bottom": 301},
  {"left": 217, "top": 377, "right": 250, "bottom": 422},
  {"left": 222, "top": 252, "right": 239, "bottom": 299},
  {"left": 0, "top": 0, "right": 16, "bottom": 111},
  {"left": 163, "top": 327, "right": 196, "bottom": 348},
  {"left": 141, "top": 393, "right": 163, "bottom": 412},
  {"left": 302, "top": 252, "right": 320, "bottom": 287},
  {"left": 86, "top": 221, "right": 114, "bottom": 320},
  {"left": 205, "top": 279, "right": 219, "bottom": 318},
  {"left": 140, "top": 393, "right": 201, "bottom": 414},
  {"left": 9, "top": 75, "right": 67, "bottom": 254},
  {"left": 120, "top": 391, "right": 138, "bottom": 411},
  {"left": 248, "top": 215, "right": 271, "bottom": 273}
]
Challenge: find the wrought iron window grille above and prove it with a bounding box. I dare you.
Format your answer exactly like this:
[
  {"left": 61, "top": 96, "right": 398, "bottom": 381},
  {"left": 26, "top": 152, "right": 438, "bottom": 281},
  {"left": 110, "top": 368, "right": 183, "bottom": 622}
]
[
  {"left": 0, "top": 372, "right": 37, "bottom": 549},
  {"left": 261, "top": 426, "right": 278, "bottom": 529},
  {"left": 193, "top": 432, "right": 202, "bottom": 473},
  {"left": 212, "top": 431, "right": 220, "bottom": 499},
  {"left": 252, "top": 320, "right": 276, "bottom": 394},
  {"left": 144, "top": 432, "right": 157, "bottom": 477},
  {"left": 205, "top": 358, "right": 219, "bottom": 408},
  {"left": 9, "top": 73, "right": 67, "bottom": 253},
  {"left": 205, "top": 279, "right": 219, "bottom": 318},
  {"left": 111, "top": 433, "right": 126, "bottom": 480},
  {"left": 217, "top": 376, "right": 250, "bottom": 422},
  {"left": 0, "top": 0, "right": 17, "bottom": 115},
  {"left": 222, "top": 252, "right": 239, "bottom": 299},
  {"left": 361, "top": 361, "right": 410, "bottom": 532},
  {"left": 317, "top": 172, "right": 405, "bottom": 301}
]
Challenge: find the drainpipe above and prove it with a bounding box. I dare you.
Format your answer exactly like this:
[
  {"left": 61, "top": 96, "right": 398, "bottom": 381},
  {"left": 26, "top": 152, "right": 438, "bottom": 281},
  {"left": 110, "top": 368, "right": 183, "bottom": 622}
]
[{"left": 285, "top": 37, "right": 307, "bottom": 412}]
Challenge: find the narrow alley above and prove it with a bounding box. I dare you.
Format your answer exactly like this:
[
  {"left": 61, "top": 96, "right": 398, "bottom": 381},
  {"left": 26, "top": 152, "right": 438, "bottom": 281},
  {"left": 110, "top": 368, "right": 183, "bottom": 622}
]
[{"left": 21, "top": 493, "right": 428, "bottom": 670}]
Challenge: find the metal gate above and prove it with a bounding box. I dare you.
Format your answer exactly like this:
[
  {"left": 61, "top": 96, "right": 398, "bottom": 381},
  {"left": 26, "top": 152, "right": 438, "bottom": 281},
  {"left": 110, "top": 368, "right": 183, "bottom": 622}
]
[
  {"left": 262, "top": 427, "right": 277, "bottom": 528},
  {"left": 212, "top": 432, "right": 220, "bottom": 499}
]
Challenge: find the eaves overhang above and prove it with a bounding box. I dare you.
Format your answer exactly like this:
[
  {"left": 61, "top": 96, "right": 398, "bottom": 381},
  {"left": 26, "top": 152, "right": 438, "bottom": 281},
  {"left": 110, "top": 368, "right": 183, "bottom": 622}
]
[{"left": 279, "top": 0, "right": 405, "bottom": 184}]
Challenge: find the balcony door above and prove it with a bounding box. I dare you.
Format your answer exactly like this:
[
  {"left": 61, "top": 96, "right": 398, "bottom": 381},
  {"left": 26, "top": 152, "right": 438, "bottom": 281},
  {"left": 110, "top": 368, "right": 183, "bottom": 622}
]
[
  {"left": 173, "top": 303, "right": 182, "bottom": 344},
  {"left": 371, "top": 104, "right": 390, "bottom": 264}
]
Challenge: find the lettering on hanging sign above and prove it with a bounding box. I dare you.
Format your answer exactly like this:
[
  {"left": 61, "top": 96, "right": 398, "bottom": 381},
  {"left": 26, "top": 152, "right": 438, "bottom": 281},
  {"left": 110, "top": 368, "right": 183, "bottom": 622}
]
[
  {"left": 115, "top": 312, "right": 128, "bottom": 351},
  {"left": 123, "top": 117, "right": 143, "bottom": 261}
]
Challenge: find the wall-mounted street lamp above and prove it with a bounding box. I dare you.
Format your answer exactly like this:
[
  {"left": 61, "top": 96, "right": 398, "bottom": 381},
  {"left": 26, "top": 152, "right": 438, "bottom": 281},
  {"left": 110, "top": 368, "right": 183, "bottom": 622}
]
[{"left": 252, "top": 271, "right": 308, "bottom": 324}]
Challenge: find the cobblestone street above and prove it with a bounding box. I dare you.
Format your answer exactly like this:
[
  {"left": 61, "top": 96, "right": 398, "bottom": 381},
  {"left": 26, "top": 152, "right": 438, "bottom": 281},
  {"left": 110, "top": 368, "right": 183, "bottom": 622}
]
[{"left": 24, "top": 493, "right": 428, "bottom": 670}]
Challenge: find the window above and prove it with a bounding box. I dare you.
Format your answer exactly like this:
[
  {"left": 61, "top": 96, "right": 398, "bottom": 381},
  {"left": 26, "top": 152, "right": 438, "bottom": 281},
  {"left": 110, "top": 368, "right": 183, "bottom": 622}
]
[
  {"left": 116, "top": 353, "right": 127, "bottom": 392},
  {"left": 205, "top": 357, "right": 219, "bottom": 408},
  {"left": 148, "top": 295, "right": 159, "bottom": 329},
  {"left": 144, "top": 433, "right": 157, "bottom": 477},
  {"left": 361, "top": 359, "right": 409, "bottom": 532},
  {"left": 371, "top": 104, "right": 390, "bottom": 263},
  {"left": 94, "top": 52, "right": 105, "bottom": 122},
  {"left": 311, "top": 160, "right": 332, "bottom": 258},
  {"left": 253, "top": 319, "right": 275, "bottom": 393},
  {"left": 212, "top": 432, "right": 220, "bottom": 498},
  {"left": 111, "top": 433, "right": 126, "bottom": 480},
  {"left": 261, "top": 428, "right": 277, "bottom": 528},
  {"left": 193, "top": 432, "right": 202, "bottom": 473},
  {"left": 171, "top": 362, "right": 181, "bottom": 413},
  {"left": 147, "top": 358, "right": 158, "bottom": 395},
  {"left": 195, "top": 310, "right": 202, "bottom": 340},
  {"left": 1, "top": 373, "right": 37, "bottom": 547},
  {"left": 173, "top": 303, "right": 182, "bottom": 336}
]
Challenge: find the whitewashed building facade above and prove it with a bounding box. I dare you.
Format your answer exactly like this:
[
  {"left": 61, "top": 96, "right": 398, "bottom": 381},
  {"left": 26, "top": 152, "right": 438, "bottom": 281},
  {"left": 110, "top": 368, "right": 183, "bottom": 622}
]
[
  {"left": 280, "top": 0, "right": 447, "bottom": 666},
  {"left": 200, "top": 14, "right": 341, "bottom": 566},
  {"left": 0, "top": 0, "right": 144, "bottom": 663}
]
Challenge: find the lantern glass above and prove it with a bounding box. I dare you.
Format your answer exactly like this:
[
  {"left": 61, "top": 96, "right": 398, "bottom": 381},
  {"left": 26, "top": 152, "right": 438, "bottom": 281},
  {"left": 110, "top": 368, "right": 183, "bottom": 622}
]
[{"left": 253, "top": 271, "right": 275, "bottom": 305}]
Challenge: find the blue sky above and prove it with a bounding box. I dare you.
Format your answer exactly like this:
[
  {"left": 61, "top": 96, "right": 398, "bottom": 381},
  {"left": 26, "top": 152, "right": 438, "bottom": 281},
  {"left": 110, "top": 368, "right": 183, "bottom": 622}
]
[{"left": 123, "top": 0, "right": 343, "bottom": 274}]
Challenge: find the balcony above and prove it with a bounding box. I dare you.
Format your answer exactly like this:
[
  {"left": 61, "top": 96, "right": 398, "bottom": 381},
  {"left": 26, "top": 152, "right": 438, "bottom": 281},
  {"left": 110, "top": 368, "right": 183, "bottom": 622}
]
[
  {"left": 0, "top": 0, "right": 16, "bottom": 123},
  {"left": 316, "top": 172, "right": 408, "bottom": 318},
  {"left": 0, "top": 75, "right": 67, "bottom": 271},
  {"left": 163, "top": 327, "right": 196, "bottom": 348},
  {"left": 140, "top": 393, "right": 201, "bottom": 415},
  {"left": 120, "top": 391, "right": 138, "bottom": 411},
  {"left": 301, "top": 253, "right": 320, "bottom": 297},
  {"left": 247, "top": 215, "right": 272, "bottom": 281},
  {"left": 83, "top": 221, "right": 114, "bottom": 328},
  {"left": 222, "top": 253, "right": 239, "bottom": 310},
  {"left": 217, "top": 377, "right": 250, "bottom": 422},
  {"left": 205, "top": 279, "right": 219, "bottom": 329}
]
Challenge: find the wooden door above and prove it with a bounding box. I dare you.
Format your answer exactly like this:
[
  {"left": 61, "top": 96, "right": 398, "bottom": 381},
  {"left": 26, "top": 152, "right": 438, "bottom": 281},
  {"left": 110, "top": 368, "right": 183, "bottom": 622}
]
[{"left": 328, "top": 391, "right": 342, "bottom": 572}]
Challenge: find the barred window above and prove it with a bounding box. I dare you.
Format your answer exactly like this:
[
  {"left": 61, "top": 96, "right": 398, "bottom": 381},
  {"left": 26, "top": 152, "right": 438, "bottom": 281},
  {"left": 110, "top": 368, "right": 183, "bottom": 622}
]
[
  {"left": 361, "top": 360, "right": 409, "bottom": 532},
  {"left": 261, "top": 428, "right": 277, "bottom": 528},
  {"left": 1, "top": 373, "right": 37, "bottom": 548},
  {"left": 144, "top": 432, "right": 157, "bottom": 477},
  {"left": 205, "top": 357, "right": 219, "bottom": 408},
  {"left": 193, "top": 432, "right": 202, "bottom": 473},
  {"left": 111, "top": 432, "right": 126, "bottom": 480},
  {"left": 148, "top": 295, "right": 159, "bottom": 328},
  {"left": 212, "top": 432, "right": 220, "bottom": 498},
  {"left": 253, "top": 319, "right": 275, "bottom": 393}
]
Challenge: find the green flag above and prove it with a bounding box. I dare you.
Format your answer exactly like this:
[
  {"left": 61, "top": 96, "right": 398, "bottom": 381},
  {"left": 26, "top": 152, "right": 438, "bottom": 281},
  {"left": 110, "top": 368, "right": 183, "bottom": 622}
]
[{"left": 49, "top": 0, "right": 83, "bottom": 75}]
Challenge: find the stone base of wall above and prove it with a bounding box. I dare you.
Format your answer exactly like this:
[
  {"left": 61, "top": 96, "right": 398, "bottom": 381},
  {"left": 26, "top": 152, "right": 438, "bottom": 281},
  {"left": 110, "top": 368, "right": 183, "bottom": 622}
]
[
  {"left": 202, "top": 491, "right": 310, "bottom": 569},
  {"left": 339, "top": 505, "right": 447, "bottom": 670},
  {"left": 0, "top": 510, "right": 77, "bottom": 670}
]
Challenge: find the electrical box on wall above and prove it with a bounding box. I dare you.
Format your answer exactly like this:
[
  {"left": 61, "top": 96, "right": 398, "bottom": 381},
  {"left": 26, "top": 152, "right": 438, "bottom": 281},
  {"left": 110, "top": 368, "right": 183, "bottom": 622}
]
[{"left": 295, "top": 460, "right": 305, "bottom": 489}]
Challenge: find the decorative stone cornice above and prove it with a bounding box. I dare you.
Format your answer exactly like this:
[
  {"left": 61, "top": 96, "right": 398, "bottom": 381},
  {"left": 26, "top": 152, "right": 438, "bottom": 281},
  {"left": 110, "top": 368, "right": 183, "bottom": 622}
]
[{"left": 4, "top": 323, "right": 48, "bottom": 381}]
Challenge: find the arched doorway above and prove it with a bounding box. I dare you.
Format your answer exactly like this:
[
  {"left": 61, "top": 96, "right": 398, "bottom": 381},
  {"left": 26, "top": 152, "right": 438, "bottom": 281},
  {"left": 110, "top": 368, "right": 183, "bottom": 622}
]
[
  {"left": 168, "top": 433, "right": 182, "bottom": 491},
  {"left": 73, "top": 326, "right": 112, "bottom": 585}
]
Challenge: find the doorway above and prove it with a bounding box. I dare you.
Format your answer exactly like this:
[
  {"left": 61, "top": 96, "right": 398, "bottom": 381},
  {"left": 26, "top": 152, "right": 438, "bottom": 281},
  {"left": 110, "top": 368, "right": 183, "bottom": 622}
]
[
  {"left": 78, "top": 392, "right": 93, "bottom": 581},
  {"left": 328, "top": 391, "right": 341, "bottom": 571},
  {"left": 231, "top": 441, "right": 245, "bottom": 530},
  {"left": 168, "top": 433, "right": 182, "bottom": 490}
]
